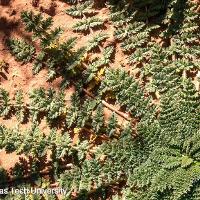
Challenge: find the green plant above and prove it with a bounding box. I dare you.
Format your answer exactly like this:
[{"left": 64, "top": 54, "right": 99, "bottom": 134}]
[
  {"left": 92, "top": 103, "right": 104, "bottom": 134},
  {"left": 7, "top": 39, "right": 35, "bottom": 63},
  {"left": 99, "top": 69, "right": 152, "bottom": 117},
  {"left": 0, "top": 167, "right": 8, "bottom": 184},
  {"left": 14, "top": 90, "right": 25, "bottom": 123},
  {"left": 0, "top": 88, "right": 12, "bottom": 117},
  {"left": 21, "top": 11, "right": 87, "bottom": 81},
  {"left": 73, "top": 17, "right": 104, "bottom": 32},
  {"left": 65, "top": 1, "right": 93, "bottom": 17},
  {"left": 106, "top": 113, "right": 117, "bottom": 137},
  {"left": 86, "top": 33, "right": 108, "bottom": 52},
  {"left": 3, "top": 1, "right": 200, "bottom": 199}
]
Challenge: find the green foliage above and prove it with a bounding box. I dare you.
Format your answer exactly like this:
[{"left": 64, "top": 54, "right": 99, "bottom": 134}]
[
  {"left": 0, "top": 124, "right": 89, "bottom": 169},
  {"left": 65, "top": 1, "right": 93, "bottom": 17},
  {"left": 112, "top": 15, "right": 154, "bottom": 52},
  {"left": 0, "top": 88, "right": 12, "bottom": 117},
  {"left": 109, "top": 10, "right": 132, "bottom": 27},
  {"left": 66, "top": 92, "right": 81, "bottom": 128},
  {"left": 114, "top": 22, "right": 145, "bottom": 40},
  {"left": 3, "top": 1, "right": 200, "bottom": 199},
  {"left": 77, "top": 99, "right": 97, "bottom": 127},
  {"left": 27, "top": 88, "right": 46, "bottom": 123},
  {"left": 15, "top": 90, "right": 25, "bottom": 123},
  {"left": 83, "top": 58, "right": 104, "bottom": 83},
  {"left": 102, "top": 46, "right": 114, "bottom": 64},
  {"left": 108, "top": 0, "right": 170, "bottom": 22},
  {"left": 99, "top": 69, "right": 152, "bottom": 117},
  {"left": 21, "top": 11, "right": 54, "bottom": 42},
  {"left": 161, "top": 1, "right": 198, "bottom": 37},
  {"left": 48, "top": 129, "right": 72, "bottom": 159},
  {"left": 92, "top": 103, "right": 104, "bottom": 134},
  {"left": 21, "top": 11, "right": 87, "bottom": 80},
  {"left": 32, "top": 35, "right": 83, "bottom": 79},
  {"left": 128, "top": 46, "right": 150, "bottom": 64},
  {"left": 45, "top": 89, "right": 65, "bottom": 123},
  {"left": 7, "top": 39, "right": 35, "bottom": 63},
  {"left": 29, "top": 88, "right": 65, "bottom": 123},
  {"left": 59, "top": 159, "right": 102, "bottom": 197},
  {"left": 84, "top": 46, "right": 114, "bottom": 83},
  {"left": 86, "top": 33, "right": 108, "bottom": 52},
  {"left": 147, "top": 64, "right": 181, "bottom": 93},
  {"left": 0, "top": 88, "right": 66, "bottom": 124},
  {"left": 70, "top": 81, "right": 198, "bottom": 198},
  {"left": 121, "top": 32, "right": 148, "bottom": 51},
  {"left": 0, "top": 167, "right": 8, "bottom": 184},
  {"left": 159, "top": 80, "right": 200, "bottom": 144},
  {"left": 73, "top": 17, "right": 104, "bottom": 32},
  {"left": 106, "top": 113, "right": 117, "bottom": 137},
  {"left": 11, "top": 163, "right": 26, "bottom": 179},
  {"left": 128, "top": 133, "right": 200, "bottom": 200},
  {"left": 58, "top": 123, "right": 146, "bottom": 197},
  {"left": 58, "top": 78, "right": 199, "bottom": 199}
]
